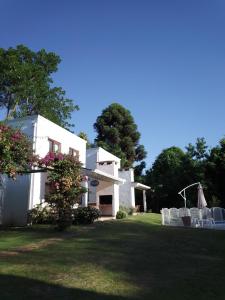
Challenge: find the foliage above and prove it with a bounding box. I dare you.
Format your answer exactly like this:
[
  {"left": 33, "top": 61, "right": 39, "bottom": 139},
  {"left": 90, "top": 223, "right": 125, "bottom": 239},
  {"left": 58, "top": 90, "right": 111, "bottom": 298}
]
[
  {"left": 119, "top": 205, "right": 135, "bottom": 215},
  {"left": 145, "top": 147, "right": 188, "bottom": 211},
  {"left": 186, "top": 137, "right": 209, "bottom": 160},
  {"left": 0, "top": 45, "right": 78, "bottom": 130},
  {"left": 116, "top": 210, "right": 127, "bottom": 219},
  {"left": 73, "top": 206, "right": 100, "bottom": 225},
  {"left": 39, "top": 152, "right": 87, "bottom": 230},
  {"left": 28, "top": 204, "right": 57, "bottom": 224},
  {"left": 145, "top": 137, "right": 225, "bottom": 212},
  {"left": 134, "top": 161, "right": 146, "bottom": 182},
  {"left": 0, "top": 122, "right": 36, "bottom": 178},
  {"left": 205, "top": 138, "right": 225, "bottom": 207},
  {"left": 94, "top": 103, "right": 147, "bottom": 168}
]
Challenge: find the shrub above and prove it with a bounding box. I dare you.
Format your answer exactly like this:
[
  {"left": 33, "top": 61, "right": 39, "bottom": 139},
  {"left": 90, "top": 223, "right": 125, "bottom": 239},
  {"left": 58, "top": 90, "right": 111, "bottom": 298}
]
[
  {"left": 119, "top": 205, "right": 135, "bottom": 215},
  {"left": 116, "top": 210, "right": 127, "bottom": 219},
  {"left": 28, "top": 204, "right": 57, "bottom": 224},
  {"left": 73, "top": 207, "right": 100, "bottom": 225},
  {"left": 39, "top": 153, "right": 87, "bottom": 230}
]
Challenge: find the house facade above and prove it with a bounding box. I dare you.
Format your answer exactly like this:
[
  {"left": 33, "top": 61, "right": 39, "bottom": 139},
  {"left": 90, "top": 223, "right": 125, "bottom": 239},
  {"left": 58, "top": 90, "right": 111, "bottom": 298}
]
[
  {"left": 0, "top": 115, "right": 150, "bottom": 225},
  {"left": 0, "top": 115, "right": 86, "bottom": 225},
  {"left": 85, "top": 148, "right": 150, "bottom": 217}
]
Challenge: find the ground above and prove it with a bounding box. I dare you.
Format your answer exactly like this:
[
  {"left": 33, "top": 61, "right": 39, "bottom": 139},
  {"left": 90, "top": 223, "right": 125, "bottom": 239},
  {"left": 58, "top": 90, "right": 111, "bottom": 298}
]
[{"left": 0, "top": 213, "right": 225, "bottom": 300}]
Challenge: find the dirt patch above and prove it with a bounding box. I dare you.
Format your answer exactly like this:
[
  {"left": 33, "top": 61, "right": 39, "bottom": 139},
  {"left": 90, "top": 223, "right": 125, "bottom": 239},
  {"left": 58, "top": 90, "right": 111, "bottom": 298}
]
[
  {"left": 0, "top": 251, "right": 19, "bottom": 257},
  {"left": 0, "top": 237, "right": 64, "bottom": 257}
]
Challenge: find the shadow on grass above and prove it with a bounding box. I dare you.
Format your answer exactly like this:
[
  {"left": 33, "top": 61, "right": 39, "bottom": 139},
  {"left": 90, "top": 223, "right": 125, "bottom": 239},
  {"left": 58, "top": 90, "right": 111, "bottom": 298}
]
[
  {"left": 0, "top": 274, "right": 133, "bottom": 300},
  {"left": 1, "top": 215, "right": 225, "bottom": 300}
]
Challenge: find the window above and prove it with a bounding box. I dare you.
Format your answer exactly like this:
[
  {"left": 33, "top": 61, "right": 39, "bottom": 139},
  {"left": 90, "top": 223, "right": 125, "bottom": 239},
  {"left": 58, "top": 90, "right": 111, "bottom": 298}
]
[
  {"left": 69, "top": 147, "right": 79, "bottom": 158},
  {"left": 48, "top": 139, "right": 61, "bottom": 153},
  {"left": 99, "top": 195, "right": 112, "bottom": 205}
]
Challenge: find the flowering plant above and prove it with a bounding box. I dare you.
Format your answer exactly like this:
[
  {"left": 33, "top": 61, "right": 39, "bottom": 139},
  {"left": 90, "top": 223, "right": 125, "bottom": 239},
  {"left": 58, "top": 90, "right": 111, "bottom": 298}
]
[
  {"left": 40, "top": 152, "right": 87, "bottom": 230},
  {"left": 0, "top": 122, "right": 36, "bottom": 178}
]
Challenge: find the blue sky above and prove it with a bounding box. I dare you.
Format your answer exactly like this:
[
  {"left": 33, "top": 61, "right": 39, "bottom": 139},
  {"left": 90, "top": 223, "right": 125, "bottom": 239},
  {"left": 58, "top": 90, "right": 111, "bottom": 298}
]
[{"left": 1, "top": 0, "right": 225, "bottom": 168}]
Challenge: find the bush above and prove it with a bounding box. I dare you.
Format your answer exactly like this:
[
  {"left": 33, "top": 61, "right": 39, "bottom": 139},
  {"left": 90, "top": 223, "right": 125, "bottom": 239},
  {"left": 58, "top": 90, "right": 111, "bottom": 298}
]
[
  {"left": 119, "top": 205, "right": 135, "bottom": 215},
  {"left": 116, "top": 210, "right": 127, "bottom": 219},
  {"left": 28, "top": 204, "right": 57, "bottom": 224},
  {"left": 73, "top": 207, "right": 100, "bottom": 225}
]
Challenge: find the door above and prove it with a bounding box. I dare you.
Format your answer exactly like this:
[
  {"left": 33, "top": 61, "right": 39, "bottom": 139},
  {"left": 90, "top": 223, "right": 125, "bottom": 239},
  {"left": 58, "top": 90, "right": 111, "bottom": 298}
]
[{"left": 99, "top": 195, "right": 112, "bottom": 216}]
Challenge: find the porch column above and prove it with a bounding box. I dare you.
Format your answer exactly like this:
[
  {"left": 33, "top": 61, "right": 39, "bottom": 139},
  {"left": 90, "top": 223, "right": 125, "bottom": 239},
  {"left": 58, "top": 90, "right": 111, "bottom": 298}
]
[
  {"left": 82, "top": 180, "right": 89, "bottom": 207},
  {"left": 112, "top": 183, "right": 119, "bottom": 217},
  {"left": 143, "top": 190, "right": 147, "bottom": 212}
]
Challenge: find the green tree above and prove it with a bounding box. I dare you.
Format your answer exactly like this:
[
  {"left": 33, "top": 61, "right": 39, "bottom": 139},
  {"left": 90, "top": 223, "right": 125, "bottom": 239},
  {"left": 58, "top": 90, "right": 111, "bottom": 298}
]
[
  {"left": 146, "top": 147, "right": 188, "bottom": 211},
  {"left": 145, "top": 138, "right": 211, "bottom": 212},
  {"left": 0, "top": 45, "right": 78, "bottom": 130},
  {"left": 94, "top": 103, "right": 147, "bottom": 168},
  {"left": 186, "top": 137, "right": 208, "bottom": 160},
  {"left": 206, "top": 138, "right": 225, "bottom": 207}
]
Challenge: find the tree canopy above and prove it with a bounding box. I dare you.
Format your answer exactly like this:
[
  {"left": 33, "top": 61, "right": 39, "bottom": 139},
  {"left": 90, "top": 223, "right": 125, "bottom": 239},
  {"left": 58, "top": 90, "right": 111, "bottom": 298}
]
[
  {"left": 0, "top": 45, "right": 78, "bottom": 130},
  {"left": 145, "top": 137, "right": 225, "bottom": 212},
  {"left": 94, "top": 103, "right": 147, "bottom": 168}
]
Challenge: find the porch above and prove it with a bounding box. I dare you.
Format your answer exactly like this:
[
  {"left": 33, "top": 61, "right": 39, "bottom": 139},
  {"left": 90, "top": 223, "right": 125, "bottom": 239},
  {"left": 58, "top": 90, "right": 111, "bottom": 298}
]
[{"left": 81, "top": 168, "right": 124, "bottom": 217}]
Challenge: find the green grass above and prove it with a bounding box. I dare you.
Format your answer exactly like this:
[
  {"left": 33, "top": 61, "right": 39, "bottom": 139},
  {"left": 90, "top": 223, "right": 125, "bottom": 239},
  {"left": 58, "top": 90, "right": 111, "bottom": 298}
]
[{"left": 0, "top": 213, "right": 225, "bottom": 300}]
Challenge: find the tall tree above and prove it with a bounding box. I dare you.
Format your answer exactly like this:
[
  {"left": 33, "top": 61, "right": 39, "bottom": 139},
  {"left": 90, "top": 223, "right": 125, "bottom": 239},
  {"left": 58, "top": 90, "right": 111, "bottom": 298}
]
[
  {"left": 206, "top": 138, "right": 225, "bottom": 207},
  {"left": 94, "top": 103, "right": 147, "bottom": 168},
  {"left": 0, "top": 45, "right": 78, "bottom": 129},
  {"left": 145, "top": 147, "right": 188, "bottom": 211}
]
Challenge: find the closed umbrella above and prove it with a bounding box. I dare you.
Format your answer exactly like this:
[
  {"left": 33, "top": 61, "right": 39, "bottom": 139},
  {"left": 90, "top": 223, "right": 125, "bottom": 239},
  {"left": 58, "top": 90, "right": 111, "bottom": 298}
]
[{"left": 197, "top": 184, "right": 207, "bottom": 208}]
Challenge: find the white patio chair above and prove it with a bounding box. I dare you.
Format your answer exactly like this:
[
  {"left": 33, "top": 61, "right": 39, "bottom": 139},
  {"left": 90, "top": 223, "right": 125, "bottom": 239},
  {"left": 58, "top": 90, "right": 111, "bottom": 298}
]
[
  {"left": 161, "top": 208, "right": 170, "bottom": 225},
  {"left": 190, "top": 207, "right": 201, "bottom": 227},
  {"left": 199, "top": 207, "right": 214, "bottom": 228},
  {"left": 169, "top": 208, "right": 183, "bottom": 226}
]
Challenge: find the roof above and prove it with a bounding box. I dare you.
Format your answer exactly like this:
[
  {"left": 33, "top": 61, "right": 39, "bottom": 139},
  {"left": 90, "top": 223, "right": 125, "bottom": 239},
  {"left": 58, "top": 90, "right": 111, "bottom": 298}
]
[
  {"left": 82, "top": 168, "right": 125, "bottom": 184},
  {"left": 132, "top": 182, "right": 151, "bottom": 190}
]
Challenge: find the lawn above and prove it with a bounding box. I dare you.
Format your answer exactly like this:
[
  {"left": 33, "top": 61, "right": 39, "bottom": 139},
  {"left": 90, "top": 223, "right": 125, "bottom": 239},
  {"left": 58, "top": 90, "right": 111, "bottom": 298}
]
[{"left": 0, "top": 213, "right": 225, "bottom": 300}]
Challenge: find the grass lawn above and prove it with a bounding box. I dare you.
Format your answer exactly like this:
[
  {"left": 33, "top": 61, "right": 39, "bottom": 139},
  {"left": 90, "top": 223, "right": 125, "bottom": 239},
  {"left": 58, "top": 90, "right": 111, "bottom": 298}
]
[{"left": 0, "top": 213, "right": 225, "bottom": 300}]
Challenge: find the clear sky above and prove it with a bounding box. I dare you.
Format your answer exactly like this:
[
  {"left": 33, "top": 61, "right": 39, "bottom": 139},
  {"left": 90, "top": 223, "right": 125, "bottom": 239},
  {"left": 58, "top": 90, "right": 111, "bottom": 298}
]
[{"left": 1, "top": 0, "right": 225, "bottom": 169}]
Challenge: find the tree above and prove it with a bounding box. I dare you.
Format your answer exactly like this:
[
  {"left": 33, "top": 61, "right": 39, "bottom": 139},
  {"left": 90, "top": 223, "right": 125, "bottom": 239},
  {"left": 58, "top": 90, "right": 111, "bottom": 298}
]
[
  {"left": 186, "top": 137, "right": 208, "bottom": 160},
  {"left": 94, "top": 103, "right": 147, "bottom": 168},
  {"left": 0, "top": 45, "right": 78, "bottom": 130},
  {"left": 206, "top": 138, "right": 225, "bottom": 207},
  {"left": 145, "top": 138, "right": 212, "bottom": 212},
  {"left": 145, "top": 147, "right": 188, "bottom": 211}
]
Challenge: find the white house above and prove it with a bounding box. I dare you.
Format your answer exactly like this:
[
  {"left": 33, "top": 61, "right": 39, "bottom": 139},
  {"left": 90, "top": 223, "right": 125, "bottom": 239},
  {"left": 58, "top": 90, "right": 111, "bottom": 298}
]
[
  {"left": 84, "top": 147, "right": 150, "bottom": 217},
  {"left": 85, "top": 147, "right": 125, "bottom": 217},
  {"left": 0, "top": 115, "right": 86, "bottom": 226},
  {"left": 0, "top": 115, "right": 150, "bottom": 225}
]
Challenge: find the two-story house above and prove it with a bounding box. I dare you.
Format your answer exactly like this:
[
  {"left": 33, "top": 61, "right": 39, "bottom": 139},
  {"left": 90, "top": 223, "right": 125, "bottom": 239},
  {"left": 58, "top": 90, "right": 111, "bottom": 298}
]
[{"left": 0, "top": 115, "right": 150, "bottom": 225}]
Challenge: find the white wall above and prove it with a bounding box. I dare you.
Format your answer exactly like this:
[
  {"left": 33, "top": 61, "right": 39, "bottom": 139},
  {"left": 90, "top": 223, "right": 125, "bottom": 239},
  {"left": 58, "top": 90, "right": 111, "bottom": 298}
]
[
  {"left": 86, "top": 148, "right": 98, "bottom": 170},
  {"left": 119, "top": 169, "right": 135, "bottom": 209},
  {"left": 35, "top": 115, "right": 86, "bottom": 165},
  {"left": 86, "top": 147, "right": 122, "bottom": 216}
]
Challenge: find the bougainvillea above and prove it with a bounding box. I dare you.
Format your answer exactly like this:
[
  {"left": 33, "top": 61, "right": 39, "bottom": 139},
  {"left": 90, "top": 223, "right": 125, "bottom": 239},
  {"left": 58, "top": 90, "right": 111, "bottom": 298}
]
[
  {"left": 39, "top": 152, "right": 87, "bottom": 230},
  {"left": 0, "top": 122, "right": 36, "bottom": 178}
]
